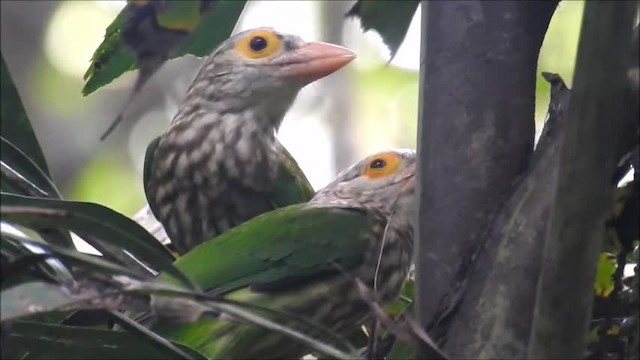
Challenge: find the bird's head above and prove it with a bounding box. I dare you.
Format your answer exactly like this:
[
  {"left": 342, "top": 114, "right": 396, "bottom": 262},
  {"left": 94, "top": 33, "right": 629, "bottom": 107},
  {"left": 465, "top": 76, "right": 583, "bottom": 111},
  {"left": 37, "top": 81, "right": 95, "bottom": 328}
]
[
  {"left": 185, "top": 27, "right": 356, "bottom": 126},
  {"left": 312, "top": 149, "right": 417, "bottom": 215}
]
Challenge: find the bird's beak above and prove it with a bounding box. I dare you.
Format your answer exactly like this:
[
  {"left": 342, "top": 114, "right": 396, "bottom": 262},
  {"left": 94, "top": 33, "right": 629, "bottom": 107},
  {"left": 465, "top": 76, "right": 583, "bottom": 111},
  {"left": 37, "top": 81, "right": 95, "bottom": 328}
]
[{"left": 274, "top": 42, "right": 356, "bottom": 82}]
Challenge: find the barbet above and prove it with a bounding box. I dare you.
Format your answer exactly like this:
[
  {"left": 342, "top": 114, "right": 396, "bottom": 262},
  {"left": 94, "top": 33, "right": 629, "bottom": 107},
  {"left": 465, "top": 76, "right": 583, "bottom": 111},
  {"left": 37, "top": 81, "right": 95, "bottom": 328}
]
[
  {"left": 151, "top": 149, "right": 417, "bottom": 358},
  {"left": 143, "top": 28, "right": 356, "bottom": 254}
]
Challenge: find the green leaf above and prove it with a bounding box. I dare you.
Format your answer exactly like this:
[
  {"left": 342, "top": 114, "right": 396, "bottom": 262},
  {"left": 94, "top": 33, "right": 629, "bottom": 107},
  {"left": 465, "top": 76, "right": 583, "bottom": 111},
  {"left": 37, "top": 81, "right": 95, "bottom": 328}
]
[
  {"left": 0, "top": 55, "right": 50, "bottom": 176},
  {"left": 4, "top": 273, "right": 356, "bottom": 359},
  {"left": 1, "top": 136, "right": 61, "bottom": 198},
  {"left": 173, "top": 1, "right": 247, "bottom": 58},
  {"left": 81, "top": 7, "right": 134, "bottom": 96},
  {"left": 82, "top": 0, "right": 247, "bottom": 96},
  {"left": 3, "top": 320, "right": 206, "bottom": 359},
  {"left": 0, "top": 193, "right": 198, "bottom": 291},
  {"left": 385, "top": 278, "right": 414, "bottom": 316},
  {"left": 387, "top": 339, "right": 417, "bottom": 360},
  {"left": 346, "top": 0, "right": 419, "bottom": 59},
  {"left": 594, "top": 252, "right": 617, "bottom": 297}
]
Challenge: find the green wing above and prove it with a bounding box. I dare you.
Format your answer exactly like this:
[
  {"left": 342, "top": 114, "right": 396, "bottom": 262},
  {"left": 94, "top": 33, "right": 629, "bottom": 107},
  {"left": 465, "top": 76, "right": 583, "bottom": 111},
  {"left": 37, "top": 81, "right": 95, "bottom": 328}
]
[
  {"left": 160, "top": 204, "right": 372, "bottom": 293},
  {"left": 142, "top": 136, "right": 161, "bottom": 218},
  {"left": 270, "top": 141, "right": 315, "bottom": 207}
]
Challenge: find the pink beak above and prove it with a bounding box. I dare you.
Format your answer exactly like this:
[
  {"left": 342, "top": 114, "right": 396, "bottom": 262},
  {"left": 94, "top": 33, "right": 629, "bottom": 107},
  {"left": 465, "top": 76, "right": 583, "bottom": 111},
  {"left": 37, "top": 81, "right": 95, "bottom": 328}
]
[{"left": 274, "top": 41, "right": 356, "bottom": 82}]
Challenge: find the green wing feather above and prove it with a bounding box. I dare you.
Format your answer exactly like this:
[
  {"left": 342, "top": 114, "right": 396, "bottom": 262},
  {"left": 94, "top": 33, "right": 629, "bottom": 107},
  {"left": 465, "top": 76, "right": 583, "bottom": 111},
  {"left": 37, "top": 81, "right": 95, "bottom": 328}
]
[
  {"left": 271, "top": 141, "right": 315, "bottom": 207},
  {"left": 142, "top": 136, "right": 162, "bottom": 218},
  {"left": 159, "top": 204, "right": 372, "bottom": 293},
  {"left": 153, "top": 205, "right": 375, "bottom": 358}
]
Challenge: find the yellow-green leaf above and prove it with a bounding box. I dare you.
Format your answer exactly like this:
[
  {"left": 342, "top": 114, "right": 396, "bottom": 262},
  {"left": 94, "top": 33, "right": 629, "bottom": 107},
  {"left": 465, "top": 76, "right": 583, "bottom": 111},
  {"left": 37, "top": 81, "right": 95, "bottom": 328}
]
[{"left": 594, "top": 252, "right": 617, "bottom": 297}]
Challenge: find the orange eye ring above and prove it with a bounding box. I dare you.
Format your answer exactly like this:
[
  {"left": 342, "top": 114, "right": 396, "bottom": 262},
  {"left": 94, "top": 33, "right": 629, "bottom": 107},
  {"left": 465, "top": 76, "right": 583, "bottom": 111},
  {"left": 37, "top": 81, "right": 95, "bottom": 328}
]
[
  {"left": 363, "top": 152, "right": 401, "bottom": 179},
  {"left": 234, "top": 29, "right": 282, "bottom": 59}
]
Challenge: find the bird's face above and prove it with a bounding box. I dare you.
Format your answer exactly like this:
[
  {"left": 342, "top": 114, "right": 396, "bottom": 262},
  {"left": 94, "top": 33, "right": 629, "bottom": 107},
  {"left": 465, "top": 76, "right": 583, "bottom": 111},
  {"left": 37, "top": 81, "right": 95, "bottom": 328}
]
[
  {"left": 314, "top": 149, "right": 417, "bottom": 214},
  {"left": 195, "top": 27, "right": 356, "bottom": 119}
]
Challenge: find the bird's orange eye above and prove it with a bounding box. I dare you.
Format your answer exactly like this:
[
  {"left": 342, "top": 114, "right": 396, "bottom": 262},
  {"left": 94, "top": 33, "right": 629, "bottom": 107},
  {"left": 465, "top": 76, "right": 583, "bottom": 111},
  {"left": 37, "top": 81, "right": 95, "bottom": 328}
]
[
  {"left": 234, "top": 30, "right": 282, "bottom": 59},
  {"left": 363, "top": 152, "right": 400, "bottom": 179}
]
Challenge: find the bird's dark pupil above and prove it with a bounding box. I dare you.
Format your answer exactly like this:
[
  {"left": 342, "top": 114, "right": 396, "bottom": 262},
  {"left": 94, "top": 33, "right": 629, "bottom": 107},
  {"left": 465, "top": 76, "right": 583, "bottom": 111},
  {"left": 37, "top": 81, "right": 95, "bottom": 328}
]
[
  {"left": 250, "top": 36, "right": 268, "bottom": 51},
  {"left": 370, "top": 159, "right": 386, "bottom": 169}
]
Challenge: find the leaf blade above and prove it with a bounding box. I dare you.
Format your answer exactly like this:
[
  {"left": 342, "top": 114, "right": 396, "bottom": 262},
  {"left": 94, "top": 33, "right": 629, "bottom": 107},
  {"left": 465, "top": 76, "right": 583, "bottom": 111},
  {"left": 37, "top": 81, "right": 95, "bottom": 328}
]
[
  {"left": 0, "top": 193, "right": 198, "bottom": 291},
  {"left": 1, "top": 136, "right": 61, "bottom": 198},
  {"left": 0, "top": 55, "right": 50, "bottom": 177},
  {"left": 346, "top": 0, "right": 419, "bottom": 59},
  {"left": 4, "top": 320, "right": 206, "bottom": 359},
  {"left": 82, "top": 0, "right": 247, "bottom": 96}
]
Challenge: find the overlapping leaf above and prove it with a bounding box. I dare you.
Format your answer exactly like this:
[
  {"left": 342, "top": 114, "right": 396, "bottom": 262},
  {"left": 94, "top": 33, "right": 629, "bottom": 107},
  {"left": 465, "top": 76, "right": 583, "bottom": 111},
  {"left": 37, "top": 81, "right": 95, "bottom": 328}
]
[
  {"left": 346, "top": 0, "right": 419, "bottom": 59},
  {"left": 0, "top": 193, "right": 197, "bottom": 290},
  {"left": 1, "top": 136, "right": 60, "bottom": 198},
  {"left": 82, "top": 0, "right": 247, "bottom": 96},
  {"left": 0, "top": 55, "right": 50, "bottom": 176},
  {"left": 3, "top": 320, "right": 206, "bottom": 359}
]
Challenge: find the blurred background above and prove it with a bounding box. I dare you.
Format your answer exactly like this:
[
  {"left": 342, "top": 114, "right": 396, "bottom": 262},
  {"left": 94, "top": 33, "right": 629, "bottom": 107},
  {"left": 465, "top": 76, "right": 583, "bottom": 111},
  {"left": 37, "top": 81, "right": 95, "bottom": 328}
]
[{"left": 0, "top": 0, "right": 585, "bottom": 218}]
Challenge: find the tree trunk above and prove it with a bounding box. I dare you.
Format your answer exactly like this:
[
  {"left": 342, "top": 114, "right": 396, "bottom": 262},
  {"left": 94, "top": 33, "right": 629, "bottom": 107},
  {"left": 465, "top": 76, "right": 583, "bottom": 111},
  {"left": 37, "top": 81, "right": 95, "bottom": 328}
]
[
  {"left": 528, "top": 2, "right": 638, "bottom": 358},
  {"left": 415, "top": 1, "right": 556, "bottom": 357}
]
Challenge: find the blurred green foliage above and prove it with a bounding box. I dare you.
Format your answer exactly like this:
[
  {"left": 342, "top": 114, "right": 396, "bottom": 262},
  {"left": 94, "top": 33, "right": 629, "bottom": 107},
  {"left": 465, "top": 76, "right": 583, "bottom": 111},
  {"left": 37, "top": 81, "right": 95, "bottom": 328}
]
[{"left": 67, "top": 153, "right": 145, "bottom": 216}]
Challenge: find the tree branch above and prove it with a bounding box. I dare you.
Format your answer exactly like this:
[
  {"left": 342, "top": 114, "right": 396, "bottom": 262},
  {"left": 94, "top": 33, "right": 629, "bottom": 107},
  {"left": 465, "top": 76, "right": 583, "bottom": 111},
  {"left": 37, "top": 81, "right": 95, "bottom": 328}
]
[
  {"left": 436, "top": 73, "right": 570, "bottom": 358},
  {"left": 527, "top": 2, "right": 638, "bottom": 358},
  {"left": 414, "top": 1, "right": 556, "bottom": 356}
]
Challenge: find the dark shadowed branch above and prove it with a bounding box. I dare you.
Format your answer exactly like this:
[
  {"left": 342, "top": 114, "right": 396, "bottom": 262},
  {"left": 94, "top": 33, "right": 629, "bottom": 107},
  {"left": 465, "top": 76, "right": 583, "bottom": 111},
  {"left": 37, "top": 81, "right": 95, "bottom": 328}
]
[
  {"left": 527, "top": 2, "right": 638, "bottom": 358},
  {"left": 438, "top": 73, "right": 570, "bottom": 358},
  {"left": 414, "top": 1, "right": 556, "bottom": 357}
]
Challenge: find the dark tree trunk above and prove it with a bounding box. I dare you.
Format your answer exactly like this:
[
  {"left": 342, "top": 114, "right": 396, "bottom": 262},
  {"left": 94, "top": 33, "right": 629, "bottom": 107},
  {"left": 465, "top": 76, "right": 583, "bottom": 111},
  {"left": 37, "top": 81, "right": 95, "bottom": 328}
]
[
  {"left": 437, "top": 72, "right": 569, "bottom": 358},
  {"left": 528, "top": 2, "right": 638, "bottom": 358},
  {"left": 415, "top": 1, "right": 556, "bottom": 357}
]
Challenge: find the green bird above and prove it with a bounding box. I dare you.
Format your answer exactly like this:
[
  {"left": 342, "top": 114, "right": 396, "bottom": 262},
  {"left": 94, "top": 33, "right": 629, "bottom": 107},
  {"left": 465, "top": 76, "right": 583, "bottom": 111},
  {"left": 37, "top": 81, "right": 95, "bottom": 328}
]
[
  {"left": 150, "top": 149, "right": 417, "bottom": 359},
  {"left": 143, "top": 28, "right": 356, "bottom": 255}
]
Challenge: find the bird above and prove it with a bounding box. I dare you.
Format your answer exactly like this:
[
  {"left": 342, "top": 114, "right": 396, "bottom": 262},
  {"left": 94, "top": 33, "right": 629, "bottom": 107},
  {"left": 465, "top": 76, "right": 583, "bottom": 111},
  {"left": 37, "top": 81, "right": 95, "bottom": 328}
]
[
  {"left": 149, "top": 149, "right": 417, "bottom": 359},
  {"left": 143, "top": 27, "right": 356, "bottom": 255}
]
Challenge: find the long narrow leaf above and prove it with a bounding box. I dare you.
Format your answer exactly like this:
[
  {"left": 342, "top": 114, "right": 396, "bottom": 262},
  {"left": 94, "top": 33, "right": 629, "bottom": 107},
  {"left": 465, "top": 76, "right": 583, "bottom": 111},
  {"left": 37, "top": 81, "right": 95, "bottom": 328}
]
[
  {"left": 1, "top": 226, "right": 74, "bottom": 285},
  {"left": 1, "top": 161, "right": 48, "bottom": 197},
  {"left": 3, "top": 320, "right": 206, "bottom": 359},
  {"left": 0, "top": 193, "right": 197, "bottom": 290},
  {"left": 0, "top": 192, "right": 80, "bottom": 250},
  {"left": 0, "top": 55, "right": 50, "bottom": 176},
  {"left": 2, "top": 235, "right": 149, "bottom": 284},
  {"left": 0, "top": 136, "right": 61, "bottom": 198},
  {"left": 3, "top": 276, "right": 359, "bottom": 359},
  {"left": 1, "top": 228, "right": 70, "bottom": 287},
  {"left": 75, "top": 233, "right": 159, "bottom": 275},
  {"left": 109, "top": 310, "right": 204, "bottom": 360}
]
